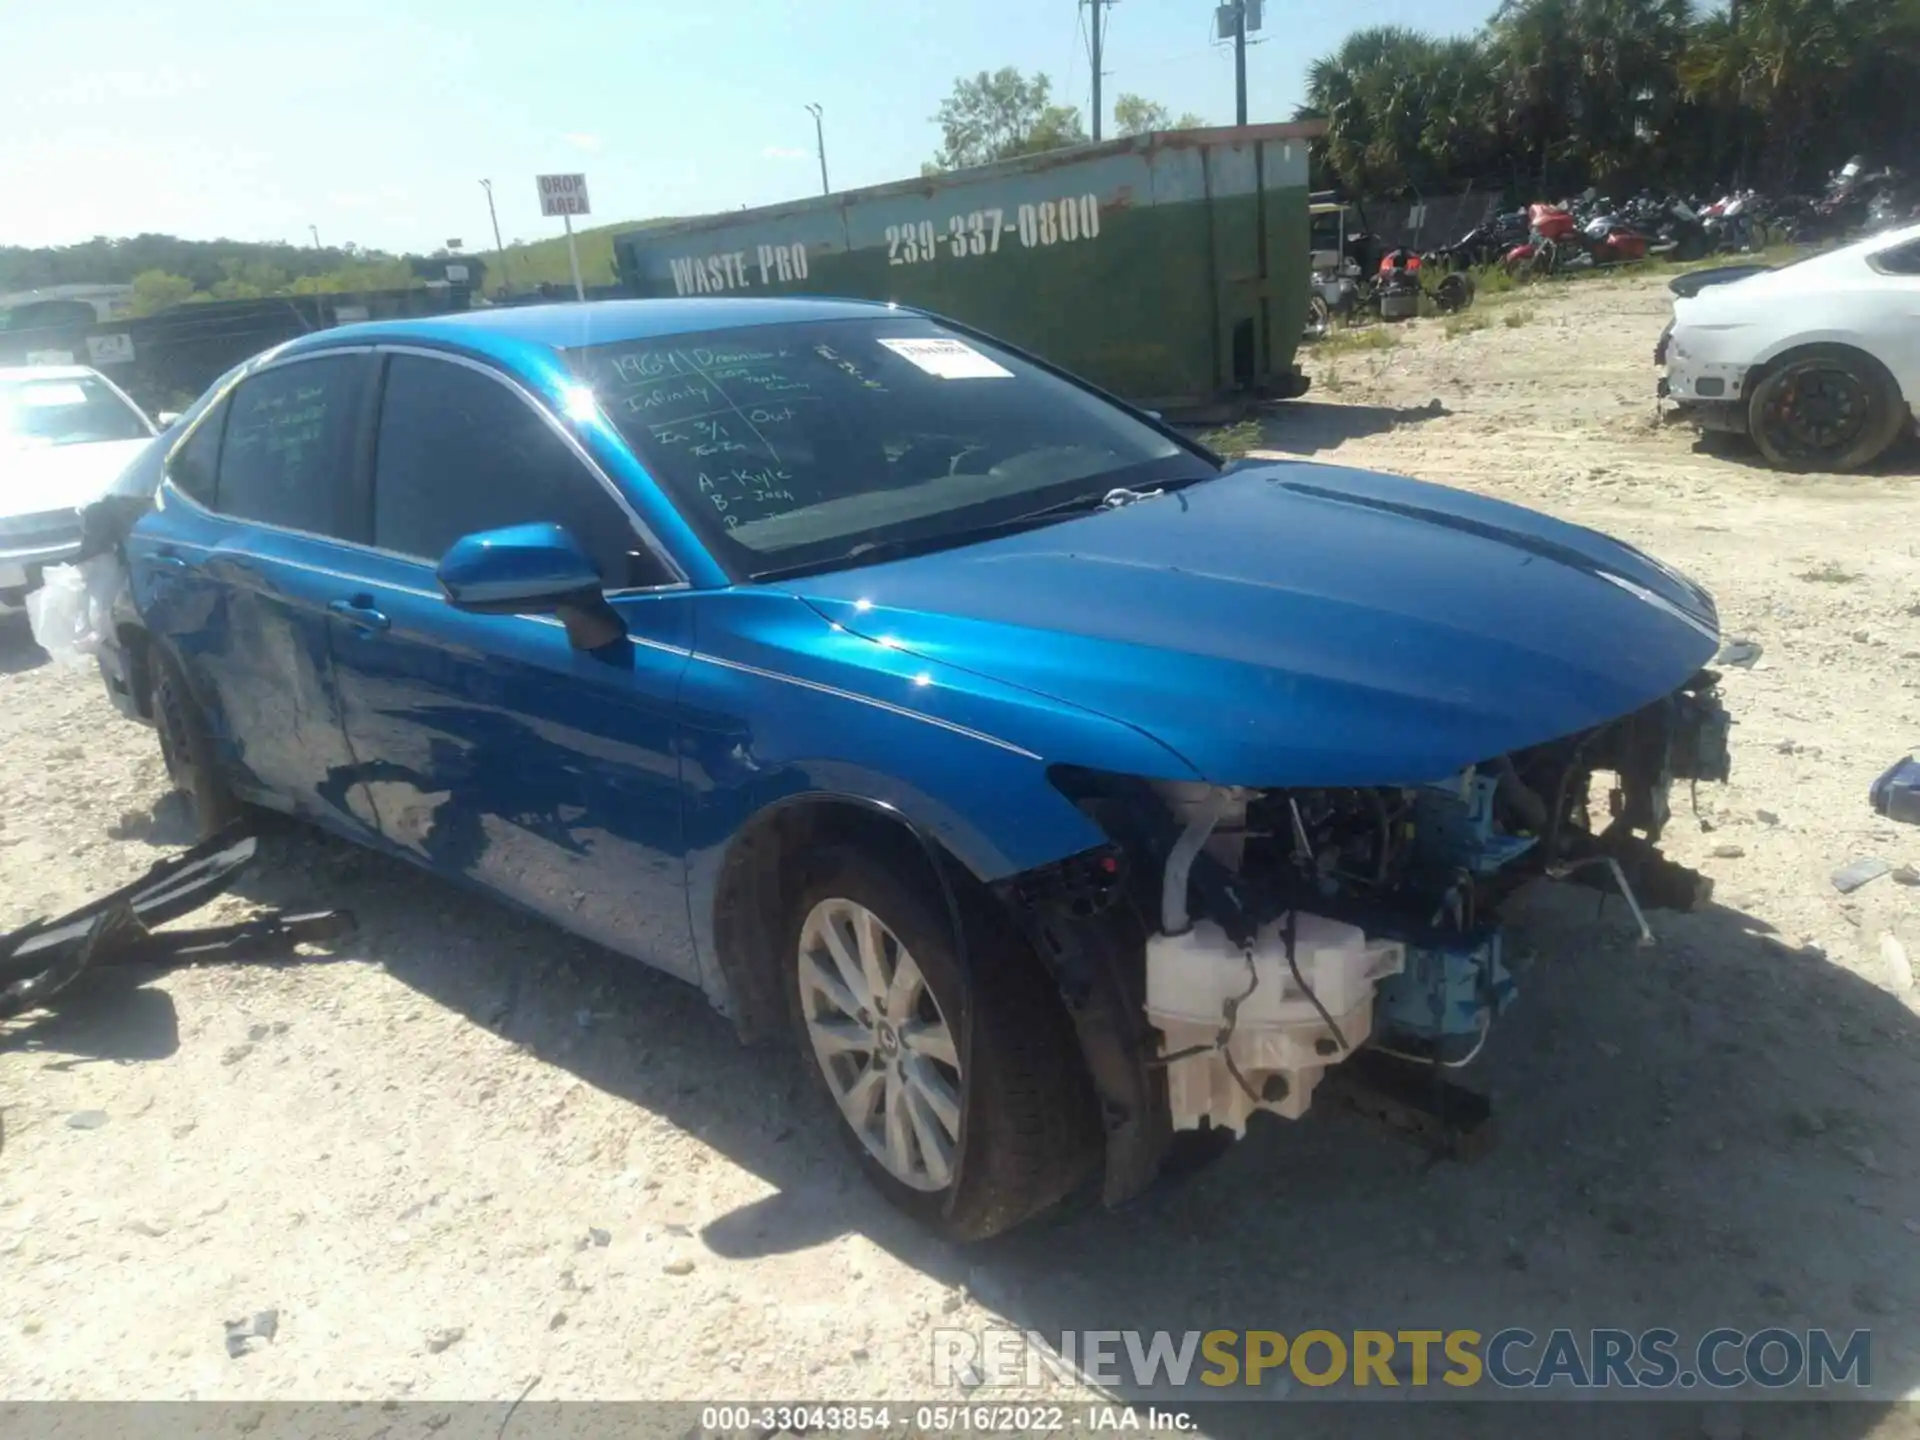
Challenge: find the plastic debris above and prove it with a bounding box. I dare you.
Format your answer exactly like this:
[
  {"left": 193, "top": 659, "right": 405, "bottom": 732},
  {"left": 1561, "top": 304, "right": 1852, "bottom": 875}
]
[
  {"left": 225, "top": 1310, "right": 279, "bottom": 1358},
  {"left": 23, "top": 555, "right": 126, "bottom": 666},
  {"left": 1870, "top": 756, "right": 1920, "bottom": 825},
  {"left": 1, "top": 824, "right": 354, "bottom": 1020}
]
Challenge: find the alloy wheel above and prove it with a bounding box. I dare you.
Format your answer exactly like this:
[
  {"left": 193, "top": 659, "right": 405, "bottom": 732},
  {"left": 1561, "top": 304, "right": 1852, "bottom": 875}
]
[
  {"left": 797, "top": 897, "right": 963, "bottom": 1191},
  {"left": 1762, "top": 364, "right": 1870, "bottom": 462}
]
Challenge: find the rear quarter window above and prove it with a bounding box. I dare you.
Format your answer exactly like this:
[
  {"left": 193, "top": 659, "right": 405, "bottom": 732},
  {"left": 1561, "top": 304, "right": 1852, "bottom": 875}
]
[
  {"left": 165, "top": 397, "right": 229, "bottom": 505},
  {"left": 1870, "top": 239, "right": 1920, "bottom": 277}
]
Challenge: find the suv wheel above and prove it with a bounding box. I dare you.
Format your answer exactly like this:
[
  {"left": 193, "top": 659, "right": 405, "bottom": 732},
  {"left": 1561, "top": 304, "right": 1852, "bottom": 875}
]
[{"left": 786, "top": 845, "right": 1099, "bottom": 1240}]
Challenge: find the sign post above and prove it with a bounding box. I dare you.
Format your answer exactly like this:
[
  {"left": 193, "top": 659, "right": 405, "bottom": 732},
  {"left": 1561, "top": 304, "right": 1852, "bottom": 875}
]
[{"left": 535, "top": 173, "right": 592, "bottom": 302}]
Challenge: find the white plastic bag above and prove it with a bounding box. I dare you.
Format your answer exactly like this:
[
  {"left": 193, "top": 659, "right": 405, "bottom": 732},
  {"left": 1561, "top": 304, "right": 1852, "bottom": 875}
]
[{"left": 24, "top": 554, "right": 125, "bottom": 665}]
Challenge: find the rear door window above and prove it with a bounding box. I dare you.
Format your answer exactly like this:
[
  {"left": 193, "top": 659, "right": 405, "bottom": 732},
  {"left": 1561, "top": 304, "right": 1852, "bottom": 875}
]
[
  {"left": 213, "top": 356, "right": 362, "bottom": 537},
  {"left": 369, "top": 353, "right": 646, "bottom": 585}
]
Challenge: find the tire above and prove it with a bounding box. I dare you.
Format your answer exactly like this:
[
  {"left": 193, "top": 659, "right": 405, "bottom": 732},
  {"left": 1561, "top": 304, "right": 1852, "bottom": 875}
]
[
  {"left": 1305, "top": 294, "right": 1332, "bottom": 340},
  {"left": 150, "top": 642, "right": 242, "bottom": 839},
  {"left": 1434, "top": 272, "right": 1474, "bottom": 313},
  {"left": 1747, "top": 346, "right": 1910, "bottom": 474},
  {"left": 785, "top": 844, "right": 1100, "bottom": 1241}
]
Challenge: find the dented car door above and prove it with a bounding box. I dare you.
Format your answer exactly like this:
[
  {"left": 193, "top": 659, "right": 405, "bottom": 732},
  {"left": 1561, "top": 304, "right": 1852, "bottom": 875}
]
[{"left": 133, "top": 351, "right": 379, "bottom": 833}]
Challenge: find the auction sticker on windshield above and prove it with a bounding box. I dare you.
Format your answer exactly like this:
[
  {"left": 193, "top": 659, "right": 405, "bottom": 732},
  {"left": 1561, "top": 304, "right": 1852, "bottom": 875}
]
[
  {"left": 877, "top": 337, "right": 1013, "bottom": 380},
  {"left": 20, "top": 383, "right": 89, "bottom": 408}
]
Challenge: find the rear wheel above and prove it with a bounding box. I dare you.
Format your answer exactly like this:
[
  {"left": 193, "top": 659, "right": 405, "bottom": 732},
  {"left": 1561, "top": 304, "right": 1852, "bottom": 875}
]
[
  {"left": 150, "top": 643, "right": 241, "bottom": 839},
  {"left": 786, "top": 845, "right": 1099, "bottom": 1241},
  {"left": 1747, "top": 346, "right": 1909, "bottom": 473}
]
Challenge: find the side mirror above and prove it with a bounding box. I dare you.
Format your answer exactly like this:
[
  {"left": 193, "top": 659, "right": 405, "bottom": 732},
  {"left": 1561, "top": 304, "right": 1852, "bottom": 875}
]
[
  {"left": 155, "top": 411, "right": 182, "bottom": 428},
  {"left": 435, "top": 522, "right": 627, "bottom": 651}
]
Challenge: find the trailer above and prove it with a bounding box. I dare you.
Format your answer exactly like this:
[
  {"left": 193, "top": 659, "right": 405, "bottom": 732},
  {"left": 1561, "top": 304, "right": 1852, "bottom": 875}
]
[{"left": 614, "top": 122, "right": 1324, "bottom": 420}]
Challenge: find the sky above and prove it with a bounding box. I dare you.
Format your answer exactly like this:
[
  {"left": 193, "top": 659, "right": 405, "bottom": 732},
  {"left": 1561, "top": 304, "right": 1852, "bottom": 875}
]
[{"left": 3, "top": 0, "right": 1496, "bottom": 256}]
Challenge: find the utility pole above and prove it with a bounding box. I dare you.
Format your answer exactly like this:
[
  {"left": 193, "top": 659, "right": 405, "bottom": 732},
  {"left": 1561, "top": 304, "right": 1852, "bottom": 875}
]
[
  {"left": 309, "top": 225, "right": 321, "bottom": 248},
  {"left": 1232, "top": 1, "right": 1247, "bottom": 126},
  {"left": 1083, "top": 0, "right": 1114, "bottom": 142},
  {"left": 804, "top": 103, "right": 830, "bottom": 195},
  {"left": 1215, "top": 1, "right": 1260, "bottom": 125},
  {"left": 479, "top": 178, "right": 510, "bottom": 294}
]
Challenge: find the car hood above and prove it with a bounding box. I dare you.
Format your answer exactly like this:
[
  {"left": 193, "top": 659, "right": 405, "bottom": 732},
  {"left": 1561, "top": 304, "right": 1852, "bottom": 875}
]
[
  {"left": 0, "top": 438, "right": 156, "bottom": 521},
  {"left": 780, "top": 462, "right": 1721, "bottom": 787}
]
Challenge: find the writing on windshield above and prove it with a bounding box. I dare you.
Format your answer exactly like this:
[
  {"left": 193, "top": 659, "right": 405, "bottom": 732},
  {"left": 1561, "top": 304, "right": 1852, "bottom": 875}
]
[
  {"left": 589, "top": 342, "right": 836, "bottom": 533},
  {"left": 569, "top": 317, "right": 1199, "bottom": 578}
]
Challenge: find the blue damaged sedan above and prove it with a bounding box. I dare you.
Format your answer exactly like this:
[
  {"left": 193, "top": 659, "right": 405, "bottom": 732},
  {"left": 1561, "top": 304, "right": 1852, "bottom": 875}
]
[{"left": 92, "top": 299, "right": 1733, "bottom": 1237}]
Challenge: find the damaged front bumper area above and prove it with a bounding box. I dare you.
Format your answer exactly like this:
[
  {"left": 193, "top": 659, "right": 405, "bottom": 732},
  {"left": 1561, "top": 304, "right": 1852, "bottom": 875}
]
[{"left": 998, "top": 669, "right": 1733, "bottom": 1205}]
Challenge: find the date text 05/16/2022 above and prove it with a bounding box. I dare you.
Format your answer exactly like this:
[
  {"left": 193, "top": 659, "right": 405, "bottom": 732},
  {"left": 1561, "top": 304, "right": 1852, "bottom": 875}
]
[
  {"left": 665, "top": 191, "right": 1103, "bottom": 296},
  {"left": 696, "top": 1405, "right": 1193, "bottom": 1434}
]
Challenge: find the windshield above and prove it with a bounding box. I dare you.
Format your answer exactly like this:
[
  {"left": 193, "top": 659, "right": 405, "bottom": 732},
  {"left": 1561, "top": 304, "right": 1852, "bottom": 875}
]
[
  {"left": 0, "top": 374, "right": 152, "bottom": 448},
  {"left": 566, "top": 316, "right": 1215, "bottom": 580}
]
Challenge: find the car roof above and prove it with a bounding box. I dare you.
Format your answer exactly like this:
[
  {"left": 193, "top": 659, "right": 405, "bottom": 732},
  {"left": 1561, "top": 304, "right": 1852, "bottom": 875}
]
[
  {"left": 0, "top": 364, "right": 108, "bottom": 383},
  {"left": 279, "top": 295, "right": 907, "bottom": 362}
]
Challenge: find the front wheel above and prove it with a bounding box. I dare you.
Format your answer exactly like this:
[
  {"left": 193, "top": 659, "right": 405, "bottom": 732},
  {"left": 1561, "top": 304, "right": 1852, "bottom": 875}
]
[
  {"left": 1747, "top": 346, "right": 1909, "bottom": 473},
  {"left": 786, "top": 845, "right": 1100, "bottom": 1240},
  {"left": 1305, "top": 294, "right": 1333, "bottom": 340}
]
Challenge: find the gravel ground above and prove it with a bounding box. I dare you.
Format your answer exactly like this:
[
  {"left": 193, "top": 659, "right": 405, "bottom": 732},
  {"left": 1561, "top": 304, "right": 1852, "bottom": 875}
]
[{"left": 3, "top": 272, "right": 1920, "bottom": 1438}]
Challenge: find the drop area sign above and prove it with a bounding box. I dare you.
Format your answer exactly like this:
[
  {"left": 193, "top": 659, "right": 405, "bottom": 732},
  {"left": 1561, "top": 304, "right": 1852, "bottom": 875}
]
[
  {"left": 535, "top": 173, "right": 592, "bottom": 302},
  {"left": 537, "top": 173, "right": 591, "bottom": 217}
]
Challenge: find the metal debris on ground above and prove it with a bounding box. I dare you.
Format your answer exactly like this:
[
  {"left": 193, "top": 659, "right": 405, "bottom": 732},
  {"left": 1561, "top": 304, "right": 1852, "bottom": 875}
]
[
  {"left": 1831, "top": 857, "right": 1893, "bottom": 894},
  {"left": 0, "top": 823, "right": 354, "bottom": 1021}
]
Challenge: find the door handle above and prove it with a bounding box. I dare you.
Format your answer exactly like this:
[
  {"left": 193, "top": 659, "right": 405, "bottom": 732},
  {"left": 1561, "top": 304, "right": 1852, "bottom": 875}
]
[
  {"left": 151, "top": 549, "right": 191, "bottom": 570},
  {"left": 327, "top": 596, "right": 390, "bottom": 632}
]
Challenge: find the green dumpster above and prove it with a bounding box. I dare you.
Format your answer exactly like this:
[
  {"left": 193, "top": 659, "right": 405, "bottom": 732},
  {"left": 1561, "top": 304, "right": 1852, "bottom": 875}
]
[{"left": 614, "top": 122, "right": 1324, "bottom": 420}]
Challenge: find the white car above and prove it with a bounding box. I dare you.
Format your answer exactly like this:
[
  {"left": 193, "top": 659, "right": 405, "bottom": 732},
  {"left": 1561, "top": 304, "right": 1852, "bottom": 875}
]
[
  {"left": 0, "top": 364, "right": 165, "bottom": 606},
  {"left": 1659, "top": 221, "right": 1920, "bottom": 471}
]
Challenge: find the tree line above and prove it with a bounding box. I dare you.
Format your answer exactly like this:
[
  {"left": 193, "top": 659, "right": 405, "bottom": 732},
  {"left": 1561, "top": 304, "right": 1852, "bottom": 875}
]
[
  {"left": 1297, "top": 0, "right": 1920, "bottom": 198},
  {"left": 922, "top": 69, "right": 1202, "bottom": 172},
  {"left": 0, "top": 234, "right": 469, "bottom": 318},
  {"left": 921, "top": 0, "right": 1915, "bottom": 201}
]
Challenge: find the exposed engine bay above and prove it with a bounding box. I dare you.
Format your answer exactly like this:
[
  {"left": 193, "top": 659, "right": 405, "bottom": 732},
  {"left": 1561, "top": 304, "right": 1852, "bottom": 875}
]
[{"left": 1047, "top": 668, "right": 1733, "bottom": 1144}]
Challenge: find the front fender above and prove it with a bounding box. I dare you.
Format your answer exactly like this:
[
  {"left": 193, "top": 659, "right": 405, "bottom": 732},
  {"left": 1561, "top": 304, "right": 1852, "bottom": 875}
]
[{"left": 678, "top": 589, "right": 1199, "bottom": 1008}]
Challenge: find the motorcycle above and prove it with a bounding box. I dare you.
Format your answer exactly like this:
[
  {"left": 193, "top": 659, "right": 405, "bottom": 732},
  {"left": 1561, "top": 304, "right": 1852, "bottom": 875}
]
[
  {"left": 1632, "top": 194, "right": 1711, "bottom": 259},
  {"left": 1364, "top": 248, "right": 1476, "bottom": 323},
  {"left": 1504, "top": 202, "right": 1650, "bottom": 276},
  {"left": 1428, "top": 210, "right": 1530, "bottom": 270},
  {"left": 1701, "top": 190, "right": 1765, "bottom": 253}
]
